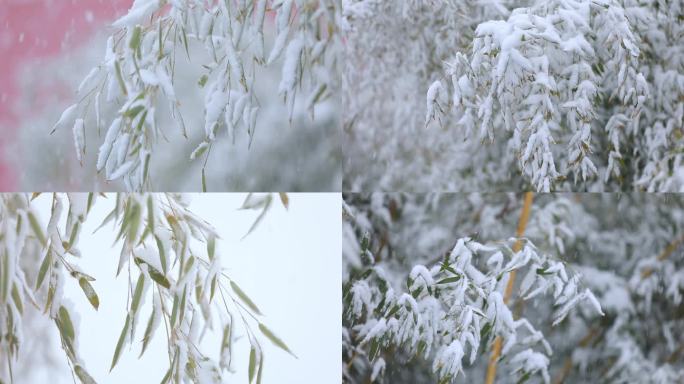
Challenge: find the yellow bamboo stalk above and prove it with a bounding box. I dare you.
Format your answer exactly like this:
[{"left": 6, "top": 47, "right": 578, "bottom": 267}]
[{"left": 485, "top": 192, "right": 534, "bottom": 384}]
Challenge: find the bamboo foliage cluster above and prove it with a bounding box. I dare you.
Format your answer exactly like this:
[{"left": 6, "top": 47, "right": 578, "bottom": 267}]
[
  {"left": 0, "top": 193, "right": 292, "bottom": 384},
  {"left": 343, "top": 208, "right": 603, "bottom": 383},
  {"left": 342, "top": 193, "right": 684, "bottom": 383},
  {"left": 342, "top": 0, "right": 683, "bottom": 192},
  {"left": 53, "top": 0, "right": 341, "bottom": 191}
]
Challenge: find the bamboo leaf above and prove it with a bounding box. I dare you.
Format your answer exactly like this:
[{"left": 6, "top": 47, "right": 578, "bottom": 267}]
[
  {"left": 79, "top": 278, "right": 100, "bottom": 310},
  {"left": 11, "top": 284, "right": 23, "bottom": 314},
  {"left": 178, "top": 286, "right": 187, "bottom": 326},
  {"left": 436, "top": 276, "right": 461, "bottom": 284},
  {"left": 114, "top": 60, "right": 128, "bottom": 96},
  {"left": 129, "top": 25, "right": 142, "bottom": 51},
  {"left": 256, "top": 349, "right": 264, "bottom": 384},
  {"left": 140, "top": 307, "right": 157, "bottom": 358},
  {"left": 278, "top": 193, "right": 289, "bottom": 209},
  {"left": 242, "top": 195, "right": 272, "bottom": 239},
  {"left": 131, "top": 274, "right": 145, "bottom": 314},
  {"left": 154, "top": 235, "right": 167, "bottom": 275},
  {"left": 93, "top": 209, "right": 116, "bottom": 234},
  {"left": 248, "top": 347, "right": 256, "bottom": 383},
  {"left": 27, "top": 211, "right": 47, "bottom": 247},
  {"left": 58, "top": 306, "right": 75, "bottom": 343},
  {"left": 74, "top": 365, "right": 97, "bottom": 384},
  {"left": 258, "top": 323, "right": 296, "bottom": 357},
  {"left": 207, "top": 235, "right": 216, "bottom": 260},
  {"left": 111, "top": 315, "right": 131, "bottom": 371},
  {"left": 230, "top": 280, "right": 262, "bottom": 315},
  {"left": 135, "top": 257, "right": 170, "bottom": 289},
  {"left": 149, "top": 267, "right": 170, "bottom": 289},
  {"left": 170, "top": 294, "right": 179, "bottom": 328},
  {"left": 67, "top": 221, "right": 80, "bottom": 250},
  {"left": 147, "top": 195, "right": 154, "bottom": 231}
]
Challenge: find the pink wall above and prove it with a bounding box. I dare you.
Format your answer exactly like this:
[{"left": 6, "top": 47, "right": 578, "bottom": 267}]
[{"left": 0, "top": 0, "right": 132, "bottom": 189}]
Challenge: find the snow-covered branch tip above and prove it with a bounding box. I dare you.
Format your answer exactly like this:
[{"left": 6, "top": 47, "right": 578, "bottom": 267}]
[{"left": 345, "top": 236, "right": 602, "bottom": 383}]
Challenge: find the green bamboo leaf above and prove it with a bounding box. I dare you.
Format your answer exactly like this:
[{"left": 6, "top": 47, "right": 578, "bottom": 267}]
[
  {"left": 210, "top": 276, "right": 217, "bottom": 301},
  {"left": 127, "top": 203, "right": 141, "bottom": 244},
  {"left": 15, "top": 212, "right": 22, "bottom": 234},
  {"left": 74, "top": 365, "right": 97, "bottom": 384},
  {"left": 134, "top": 257, "right": 170, "bottom": 289},
  {"left": 131, "top": 274, "right": 145, "bottom": 314},
  {"left": 436, "top": 276, "right": 461, "bottom": 284},
  {"left": 129, "top": 25, "right": 142, "bottom": 51},
  {"left": 114, "top": 60, "right": 128, "bottom": 96},
  {"left": 154, "top": 235, "right": 167, "bottom": 275},
  {"left": 258, "top": 323, "right": 296, "bottom": 357},
  {"left": 170, "top": 294, "right": 179, "bottom": 328},
  {"left": 242, "top": 195, "right": 272, "bottom": 239},
  {"left": 86, "top": 192, "right": 95, "bottom": 213},
  {"left": 230, "top": 280, "right": 262, "bottom": 315},
  {"left": 44, "top": 283, "right": 55, "bottom": 314},
  {"left": 248, "top": 347, "right": 256, "bottom": 383},
  {"left": 93, "top": 208, "right": 116, "bottom": 234},
  {"left": 207, "top": 235, "right": 216, "bottom": 260},
  {"left": 178, "top": 286, "right": 187, "bottom": 326},
  {"left": 183, "top": 256, "right": 195, "bottom": 275},
  {"left": 111, "top": 315, "right": 130, "bottom": 371},
  {"left": 139, "top": 307, "right": 157, "bottom": 358},
  {"left": 27, "top": 211, "right": 47, "bottom": 247},
  {"left": 256, "top": 351, "right": 264, "bottom": 384},
  {"left": 79, "top": 278, "right": 100, "bottom": 310},
  {"left": 11, "top": 284, "right": 23, "bottom": 314},
  {"left": 160, "top": 350, "right": 176, "bottom": 384},
  {"left": 220, "top": 321, "right": 232, "bottom": 367},
  {"left": 147, "top": 195, "right": 154, "bottom": 230},
  {"left": 149, "top": 267, "right": 170, "bottom": 289},
  {"left": 67, "top": 221, "right": 80, "bottom": 250},
  {"left": 58, "top": 306, "right": 75, "bottom": 342},
  {"left": 124, "top": 105, "right": 145, "bottom": 119}
]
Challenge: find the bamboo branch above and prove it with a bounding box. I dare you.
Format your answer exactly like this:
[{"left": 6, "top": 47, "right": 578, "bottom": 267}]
[
  {"left": 554, "top": 232, "right": 684, "bottom": 382},
  {"left": 485, "top": 192, "right": 534, "bottom": 384},
  {"left": 552, "top": 327, "right": 601, "bottom": 384},
  {"left": 641, "top": 232, "right": 684, "bottom": 278}
]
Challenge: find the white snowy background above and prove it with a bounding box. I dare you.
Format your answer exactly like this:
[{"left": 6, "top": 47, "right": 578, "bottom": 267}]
[{"left": 24, "top": 193, "right": 340, "bottom": 383}]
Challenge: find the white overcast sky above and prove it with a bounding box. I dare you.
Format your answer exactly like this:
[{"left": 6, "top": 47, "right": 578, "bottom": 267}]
[{"left": 28, "top": 193, "right": 341, "bottom": 384}]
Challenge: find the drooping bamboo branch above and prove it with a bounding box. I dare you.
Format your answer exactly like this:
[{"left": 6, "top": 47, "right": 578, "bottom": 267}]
[
  {"left": 641, "top": 232, "right": 684, "bottom": 278},
  {"left": 485, "top": 192, "right": 534, "bottom": 384},
  {"left": 553, "top": 231, "right": 684, "bottom": 383}
]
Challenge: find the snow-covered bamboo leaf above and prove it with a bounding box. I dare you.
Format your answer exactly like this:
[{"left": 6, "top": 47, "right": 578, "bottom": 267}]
[{"left": 79, "top": 277, "right": 100, "bottom": 310}]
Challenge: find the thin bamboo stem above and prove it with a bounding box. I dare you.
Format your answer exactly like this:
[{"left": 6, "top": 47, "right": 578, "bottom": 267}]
[
  {"left": 641, "top": 232, "right": 684, "bottom": 278},
  {"left": 485, "top": 192, "right": 534, "bottom": 384}
]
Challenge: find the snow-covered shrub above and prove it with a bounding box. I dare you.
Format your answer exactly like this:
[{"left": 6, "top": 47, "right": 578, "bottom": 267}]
[
  {"left": 343, "top": 193, "right": 684, "bottom": 383},
  {"left": 343, "top": 0, "right": 683, "bottom": 192}
]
